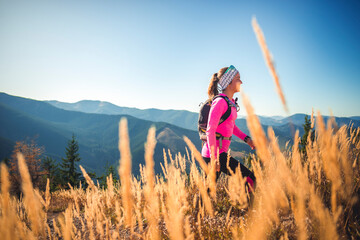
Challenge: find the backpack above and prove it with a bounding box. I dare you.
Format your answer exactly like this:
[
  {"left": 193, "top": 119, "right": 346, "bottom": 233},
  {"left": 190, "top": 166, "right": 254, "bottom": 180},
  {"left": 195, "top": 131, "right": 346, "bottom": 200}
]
[{"left": 198, "top": 95, "right": 237, "bottom": 141}]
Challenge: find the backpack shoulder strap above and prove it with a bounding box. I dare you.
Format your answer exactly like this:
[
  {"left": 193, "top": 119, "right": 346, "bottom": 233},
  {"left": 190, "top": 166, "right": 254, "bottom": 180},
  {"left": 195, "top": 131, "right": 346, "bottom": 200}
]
[{"left": 212, "top": 95, "right": 232, "bottom": 125}]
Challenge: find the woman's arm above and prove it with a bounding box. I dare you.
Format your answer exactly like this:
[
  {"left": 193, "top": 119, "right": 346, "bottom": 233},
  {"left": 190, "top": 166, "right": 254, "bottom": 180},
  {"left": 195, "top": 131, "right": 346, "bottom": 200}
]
[
  {"left": 206, "top": 98, "right": 227, "bottom": 159},
  {"left": 234, "top": 125, "right": 255, "bottom": 150},
  {"left": 233, "top": 125, "right": 247, "bottom": 140}
]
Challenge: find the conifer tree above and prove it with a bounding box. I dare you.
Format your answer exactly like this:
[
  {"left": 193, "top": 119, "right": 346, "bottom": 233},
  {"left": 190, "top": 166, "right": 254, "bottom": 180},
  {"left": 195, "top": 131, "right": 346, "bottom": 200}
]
[
  {"left": 299, "top": 115, "right": 315, "bottom": 160},
  {"left": 60, "top": 134, "right": 81, "bottom": 188},
  {"left": 41, "top": 156, "right": 60, "bottom": 191}
]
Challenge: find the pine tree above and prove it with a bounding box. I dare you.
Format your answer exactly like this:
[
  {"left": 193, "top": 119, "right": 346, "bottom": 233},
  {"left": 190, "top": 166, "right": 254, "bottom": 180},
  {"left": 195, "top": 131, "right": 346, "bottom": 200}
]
[
  {"left": 60, "top": 134, "right": 81, "bottom": 188},
  {"left": 41, "top": 156, "right": 60, "bottom": 191},
  {"left": 299, "top": 115, "right": 315, "bottom": 160}
]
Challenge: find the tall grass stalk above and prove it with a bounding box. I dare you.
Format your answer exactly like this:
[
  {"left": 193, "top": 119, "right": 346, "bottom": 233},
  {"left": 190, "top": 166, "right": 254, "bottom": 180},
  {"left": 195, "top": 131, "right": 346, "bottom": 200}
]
[
  {"left": 58, "top": 206, "right": 73, "bottom": 240},
  {"left": 118, "top": 118, "right": 134, "bottom": 231},
  {"left": 252, "top": 16, "right": 288, "bottom": 113},
  {"left": 17, "top": 152, "right": 45, "bottom": 237},
  {"left": 241, "top": 93, "right": 271, "bottom": 163},
  {"left": 183, "top": 136, "right": 209, "bottom": 174},
  {"left": 0, "top": 163, "right": 16, "bottom": 240},
  {"left": 79, "top": 165, "right": 96, "bottom": 190},
  {"left": 45, "top": 178, "right": 50, "bottom": 212},
  {"left": 162, "top": 164, "right": 188, "bottom": 240},
  {"left": 144, "top": 126, "right": 160, "bottom": 240}
]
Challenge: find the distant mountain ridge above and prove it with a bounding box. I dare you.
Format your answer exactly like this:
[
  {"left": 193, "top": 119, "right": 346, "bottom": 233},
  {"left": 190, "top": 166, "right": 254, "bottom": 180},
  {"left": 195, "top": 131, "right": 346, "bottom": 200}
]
[
  {"left": 47, "top": 100, "right": 199, "bottom": 131},
  {"left": 47, "top": 98, "right": 360, "bottom": 132},
  {"left": 25, "top": 94, "right": 360, "bottom": 147}
]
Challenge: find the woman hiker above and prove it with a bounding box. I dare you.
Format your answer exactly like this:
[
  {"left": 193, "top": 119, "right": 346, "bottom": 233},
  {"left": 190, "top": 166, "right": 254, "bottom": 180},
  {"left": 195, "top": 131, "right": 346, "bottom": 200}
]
[{"left": 201, "top": 65, "right": 256, "bottom": 190}]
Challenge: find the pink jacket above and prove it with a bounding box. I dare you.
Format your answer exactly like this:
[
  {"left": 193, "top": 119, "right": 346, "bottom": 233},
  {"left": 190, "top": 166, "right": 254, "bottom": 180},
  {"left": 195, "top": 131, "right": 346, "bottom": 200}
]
[{"left": 201, "top": 94, "right": 247, "bottom": 158}]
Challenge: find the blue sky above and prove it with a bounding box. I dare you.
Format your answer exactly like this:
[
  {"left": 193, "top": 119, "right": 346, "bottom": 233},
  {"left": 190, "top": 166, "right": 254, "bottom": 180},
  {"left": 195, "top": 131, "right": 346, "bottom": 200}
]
[{"left": 1, "top": 0, "right": 359, "bottom": 117}]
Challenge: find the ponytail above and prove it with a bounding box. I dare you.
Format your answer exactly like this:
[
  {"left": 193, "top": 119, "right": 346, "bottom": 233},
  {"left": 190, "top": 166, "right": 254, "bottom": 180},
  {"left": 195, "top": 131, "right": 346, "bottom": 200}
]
[
  {"left": 207, "top": 67, "right": 229, "bottom": 100},
  {"left": 207, "top": 73, "right": 220, "bottom": 99}
]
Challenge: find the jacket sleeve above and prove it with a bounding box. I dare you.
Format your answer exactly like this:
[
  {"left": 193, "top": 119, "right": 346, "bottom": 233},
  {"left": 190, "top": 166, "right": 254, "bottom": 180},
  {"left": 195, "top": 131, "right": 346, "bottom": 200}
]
[
  {"left": 233, "top": 125, "right": 247, "bottom": 141},
  {"left": 206, "top": 98, "right": 227, "bottom": 159}
]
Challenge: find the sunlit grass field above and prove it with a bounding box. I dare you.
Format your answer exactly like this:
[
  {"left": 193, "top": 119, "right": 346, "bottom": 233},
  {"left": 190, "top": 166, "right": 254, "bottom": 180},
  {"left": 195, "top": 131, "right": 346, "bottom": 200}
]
[{"left": 1, "top": 111, "right": 359, "bottom": 239}]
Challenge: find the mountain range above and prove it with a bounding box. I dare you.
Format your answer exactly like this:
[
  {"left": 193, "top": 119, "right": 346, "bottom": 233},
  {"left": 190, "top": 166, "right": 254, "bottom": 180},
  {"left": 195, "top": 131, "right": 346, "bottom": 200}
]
[
  {"left": 46, "top": 98, "right": 360, "bottom": 148},
  {"left": 47, "top": 99, "right": 360, "bottom": 131},
  {"left": 1, "top": 92, "right": 359, "bottom": 176},
  {"left": 47, "top": 100, "right": 199, "bottom": 131}
]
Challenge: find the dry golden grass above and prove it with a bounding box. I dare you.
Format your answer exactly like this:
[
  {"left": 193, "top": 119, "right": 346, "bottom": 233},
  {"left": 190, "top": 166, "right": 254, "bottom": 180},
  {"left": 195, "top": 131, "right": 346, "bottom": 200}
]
[{"left": 0, "top": 114, "right": 359, "bottom": 239}]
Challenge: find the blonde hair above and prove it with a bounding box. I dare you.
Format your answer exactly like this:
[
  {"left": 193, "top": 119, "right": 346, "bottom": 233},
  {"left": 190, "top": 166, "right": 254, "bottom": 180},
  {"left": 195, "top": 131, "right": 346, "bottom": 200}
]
[{"left": 207, "top": 67, "right": 228, "bottom": 99}]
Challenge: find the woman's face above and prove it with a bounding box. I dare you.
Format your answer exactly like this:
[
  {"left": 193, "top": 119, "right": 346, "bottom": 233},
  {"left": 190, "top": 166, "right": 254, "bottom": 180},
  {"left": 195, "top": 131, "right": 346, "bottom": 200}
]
[{"left": 229, "top": 73, "right": 242, "bottom": 92}]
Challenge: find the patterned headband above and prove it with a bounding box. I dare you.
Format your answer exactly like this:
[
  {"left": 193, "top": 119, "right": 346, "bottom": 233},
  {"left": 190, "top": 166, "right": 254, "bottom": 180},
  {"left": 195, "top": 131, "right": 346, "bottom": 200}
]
[{"left": 219, "top": 65, "right": 239, "bottom": 90}]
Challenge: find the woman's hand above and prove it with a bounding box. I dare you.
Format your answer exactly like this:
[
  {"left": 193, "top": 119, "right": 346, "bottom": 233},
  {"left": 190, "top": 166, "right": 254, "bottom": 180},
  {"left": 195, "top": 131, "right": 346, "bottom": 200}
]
[{"left": 247, "top": 138, "right": 255, "bottom": 150}]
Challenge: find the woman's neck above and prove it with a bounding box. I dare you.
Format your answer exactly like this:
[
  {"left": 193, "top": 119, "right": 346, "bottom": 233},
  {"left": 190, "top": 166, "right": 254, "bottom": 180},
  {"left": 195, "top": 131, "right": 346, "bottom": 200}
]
[{"left": 222, "top": 88, "right": 235, "bottom": 100}]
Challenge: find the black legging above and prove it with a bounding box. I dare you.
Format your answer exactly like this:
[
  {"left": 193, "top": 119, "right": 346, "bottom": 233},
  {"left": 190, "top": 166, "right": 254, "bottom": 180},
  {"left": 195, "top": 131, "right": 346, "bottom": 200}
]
[{"left": 203, "top": 152, "right": 256, "bottom": 185}]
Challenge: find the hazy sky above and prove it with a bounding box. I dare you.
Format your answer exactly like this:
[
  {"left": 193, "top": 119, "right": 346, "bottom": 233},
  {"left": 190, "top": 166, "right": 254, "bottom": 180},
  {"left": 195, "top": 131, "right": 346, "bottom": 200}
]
[{"left": 1, "top": 0, "right": 359, "bottom": 117}]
